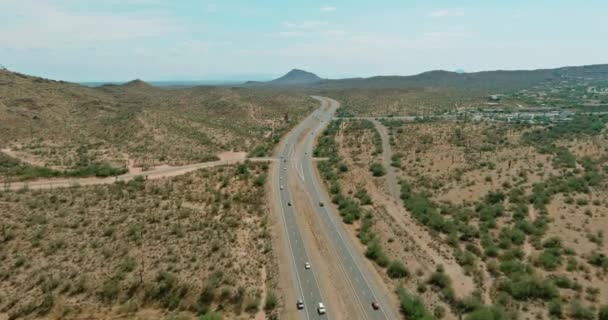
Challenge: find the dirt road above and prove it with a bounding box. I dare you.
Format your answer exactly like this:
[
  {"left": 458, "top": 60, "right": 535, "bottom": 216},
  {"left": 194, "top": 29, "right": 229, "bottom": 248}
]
[{"left": 2, "top": 152, "right": 249, "bottom": 191}]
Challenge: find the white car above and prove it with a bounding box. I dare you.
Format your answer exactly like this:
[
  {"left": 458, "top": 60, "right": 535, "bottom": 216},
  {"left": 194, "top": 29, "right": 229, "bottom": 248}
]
[
  {"left": 317, "top": 302, "right": 326, "bottom": 315},
  {"left": 280, "top": 185, "right": 283, "bottom": 190},
  {"left": 304, "top": 262, "right": 311, "bottom": 269}
]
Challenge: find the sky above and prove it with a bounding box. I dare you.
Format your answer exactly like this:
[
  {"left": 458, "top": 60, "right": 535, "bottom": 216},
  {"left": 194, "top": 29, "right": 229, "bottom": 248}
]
[{"left": 1, "top": 0, "right": 607, "bottom": 82}]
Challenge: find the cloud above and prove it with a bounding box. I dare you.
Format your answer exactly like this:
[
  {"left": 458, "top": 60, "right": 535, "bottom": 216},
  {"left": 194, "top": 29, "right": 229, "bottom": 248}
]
[
  {"left": 423, "top": 31, "right": 471, "bottom": 39},
  {"left": 428, "top": 9, "right": 465, "bottom": 18},
  {"left": 321, "top": 6, "right": 336, "bottom": 12},
  {"left": 264, "top": 31, "right": 308, "bottom": 38},
  {"left": 0, "top": 0, "right": 184, "bottom": 49},
  {"left": 282, "top": 20, "right": 328, "bottom": 29}
]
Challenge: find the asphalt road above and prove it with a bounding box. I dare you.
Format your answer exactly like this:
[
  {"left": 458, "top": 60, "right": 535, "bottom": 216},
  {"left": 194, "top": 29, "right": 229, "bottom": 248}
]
[
  {"left": 296, "top": 97, "right": 398, "bottom": 320},
  {"left": 272, "top": 103, "right": 331, "bottom": 320}
]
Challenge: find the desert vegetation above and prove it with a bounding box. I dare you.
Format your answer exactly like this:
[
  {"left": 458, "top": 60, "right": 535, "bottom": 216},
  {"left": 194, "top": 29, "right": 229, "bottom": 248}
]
[
  {"left": 380, "top": 114, "right": 608, "bottom": 319},
  {"left": 0, "top": 161, "right": 279, "bottom": 319},
  {"left": 315, "top": 98, "right": 608, "bottom": 319},
  {"left": 0, "top": 69, "right": 315, "bottom": 180}
]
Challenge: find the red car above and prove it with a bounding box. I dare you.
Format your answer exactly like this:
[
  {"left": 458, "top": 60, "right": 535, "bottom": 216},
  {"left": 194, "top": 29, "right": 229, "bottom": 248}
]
[{"left": 371, "top": 301, "right": 380, "bottom": 310}]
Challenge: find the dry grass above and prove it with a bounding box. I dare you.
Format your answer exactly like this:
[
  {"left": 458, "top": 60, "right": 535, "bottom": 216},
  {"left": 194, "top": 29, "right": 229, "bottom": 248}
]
[
  {"left": 0, "top": 70, "right": 315, "bottom": 179},
  {"left": 0, "top": 161, "right": 279, "bottom": 319}
]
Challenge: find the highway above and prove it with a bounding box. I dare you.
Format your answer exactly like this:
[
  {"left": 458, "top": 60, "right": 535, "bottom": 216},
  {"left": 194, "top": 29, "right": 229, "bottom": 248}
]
[
  {"left": 272, "top": 102, "right": 329, "bottom": 319},
  {"left": 299, "top": 97, "right": 398, "bottom": 320},
  {"left": 273, "top": 96, "right": 399, "bottom": 320}
]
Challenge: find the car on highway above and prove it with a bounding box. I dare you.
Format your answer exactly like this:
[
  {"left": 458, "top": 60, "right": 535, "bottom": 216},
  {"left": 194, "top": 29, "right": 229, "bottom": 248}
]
[
  {"left": 371, "top": 301, "right": 380, "bottom": 310},
  {"left": 304, "top": 262, "right": 311, "bottom": 269},
  {"left": 296, "top": 299, "right": 304, "bottom": 310},
  {"left": 319, "top": 201, "right": 324, "bottom": 207},
  {"left": 287, "top": 202, "right": 291, "bottom": 206},
  {"left": 317, "top": 302, "right": 326, "bottom": 315},
  {"left": 280, "top": 185, "right": 283, "bottom": 190}
]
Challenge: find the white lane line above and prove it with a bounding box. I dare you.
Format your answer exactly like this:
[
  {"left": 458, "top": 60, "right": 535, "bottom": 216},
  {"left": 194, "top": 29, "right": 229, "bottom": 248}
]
[{"left": 296, "top": 160, "right": 306, "bottom": 182}]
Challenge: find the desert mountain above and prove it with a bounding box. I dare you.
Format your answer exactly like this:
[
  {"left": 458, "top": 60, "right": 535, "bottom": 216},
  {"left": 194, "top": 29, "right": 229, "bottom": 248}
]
[
  {"left": 247, "top": 69, "right": 322, "bottom": 86},
  {"left": 247, "top": 64, "right": 608, "bottom": 92}
]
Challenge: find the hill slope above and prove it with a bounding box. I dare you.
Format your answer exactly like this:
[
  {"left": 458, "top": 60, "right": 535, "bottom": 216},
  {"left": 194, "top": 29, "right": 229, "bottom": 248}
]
[{"left": 0, "top": 69, "right": 316, "bottom": 179}]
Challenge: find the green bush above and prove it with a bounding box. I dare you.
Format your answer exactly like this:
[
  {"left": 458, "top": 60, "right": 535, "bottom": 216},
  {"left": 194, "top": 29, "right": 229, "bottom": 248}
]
[
  {"left": 99, "top": 278, "right": 120, "bottom": 302},
  {"left": 499, "top": 275, "right": 558, "bottom": 301},
  {"left": 464, "top": 305, "right": 506, "bottom": 320},
  {"left": 199, "top": 311, "right": 222, "bottom": 320},
  {"left": 428, "top": 271, "right": 451, "bottom": 290},
  {"left": 369, "top": 163, "right": 386, "bottom": 177},
  {"left": 387, "top": 260, "right": 409, "bottom": 279},
  {"left": 598, "top": 305, "right": 608, "bottom": 320},
  {"left": 397, "top": 287, "right": 436, "bottom": 320},
  {"left": 548, "top": 299, "right": 563, "bottom": 318},
  {"left": 264, "top": 291, "right": 278, "bottom": 311},
  {"left": 365, "top": 239, "right": 389, "bottom": 267},
  {"left": 569, "top": 301, "right": 594, "bottom": 320}
]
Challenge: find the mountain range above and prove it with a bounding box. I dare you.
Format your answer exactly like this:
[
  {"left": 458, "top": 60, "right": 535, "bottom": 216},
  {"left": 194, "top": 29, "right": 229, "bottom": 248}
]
[{"left": 249, "top": 64, "right": 608, "bottom": 92}]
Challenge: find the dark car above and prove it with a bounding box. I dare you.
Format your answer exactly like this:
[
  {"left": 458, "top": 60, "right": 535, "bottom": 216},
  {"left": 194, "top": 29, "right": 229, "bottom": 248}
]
[
  {"left": 287, "top": 202, "right": 292, "bottom": 206},
  {"left": 319, "top": 201, "right": 324, "bottom": 207},
  {"left": 371, "top": 301, "right": 380, "bottom": 310}
]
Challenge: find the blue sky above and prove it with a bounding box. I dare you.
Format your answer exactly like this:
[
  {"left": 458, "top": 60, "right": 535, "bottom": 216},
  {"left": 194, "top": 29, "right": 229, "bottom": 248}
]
[{"left": 1, "top": 0, "right": 606, "bottom": 82}]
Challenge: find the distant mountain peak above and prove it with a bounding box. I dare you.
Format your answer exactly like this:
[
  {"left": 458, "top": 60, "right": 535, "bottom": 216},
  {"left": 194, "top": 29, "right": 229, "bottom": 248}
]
[
  {"left": 122, "top": 79, "right": 153, "bottom": 89},
  {"left": 268, "top": 69, "right": 322, "bottom": 85}
]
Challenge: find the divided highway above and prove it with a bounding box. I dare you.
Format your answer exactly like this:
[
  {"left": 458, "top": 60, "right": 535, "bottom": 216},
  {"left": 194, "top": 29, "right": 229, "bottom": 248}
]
[
  {"left": 272, "top": 96, "right": 399, "bottom": 320},
  {"left": 272, "top": 104, "right": 329, "bottom": 319}
]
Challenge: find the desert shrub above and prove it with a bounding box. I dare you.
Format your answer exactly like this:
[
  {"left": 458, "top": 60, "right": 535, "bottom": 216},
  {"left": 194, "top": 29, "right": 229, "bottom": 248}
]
[
  {"left": 464, "top": 305, "right": 506, "bottom": 320},
  {"left": 365, "top": 239, "right": 389, "bottom": 267},
  {"left": 354, "top": 187, "right": 372, "bottom": 205},
  {"left": 569, "top": 301, "right": 594, "bottom": 320},
  {"left": 99, "top": 278, "right": 120, "bottom": 302},
  {"left": 485, "top": 191, "right": 505, "bottom": 205},
  {"left": 499, "top": 275, "right": 558, "bottom": 301},
  {"left": 369, "top": 162, "right": 386, "bottom": 176},
  {"left": 145, "top": 271, "right": 189, "bottom": 310},
  {"left": 199, "top": 311, "right": 222, "bottom": 320},
  {"left": 358, "top": 212, "right": 375, "bottom": 245},
  {"left": 264, "top": 291, "right": 278, "bottom": 311},
  {"left": 428, "top": 270, "right": 451, "bottom": 290},
  {"left": 387, "top": 260, "right": 409, "bottom": 279},
  {"left": 244, "top": 295, "right": 260, "bottom": 313},
  {"left": 536, "top": 248, "right": 562, "bottom": 270},
  {"left": 335, "top": 195, "right": 362, "bottom": 223},
  {"left": 397, "top": 287, "right": 436, "bottom": 320},
  {"left": 548, "top": 299, "right": 563, "bottom": 318},
  {"left": 588, "top": 252, "right": 608, "bottom": 270},
  {"left": 253, "top": 174, "right": 266, "bottom": 187},
  {"left": 598, "top": 305, "right": 608, "bottom": 320}
]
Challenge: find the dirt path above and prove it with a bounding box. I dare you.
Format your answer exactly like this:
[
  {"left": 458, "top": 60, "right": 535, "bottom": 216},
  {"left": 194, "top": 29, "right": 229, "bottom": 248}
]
[
  {"left": 369, "top": 120, "right": 476, "bottom": 299},
  {"left": 3, "top": 152, "right": 247, "bottom": 191}
]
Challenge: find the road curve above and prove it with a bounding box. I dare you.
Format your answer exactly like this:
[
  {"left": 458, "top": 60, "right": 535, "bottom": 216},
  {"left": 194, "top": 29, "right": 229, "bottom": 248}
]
[{"left": 295, "top": 96, "right": 399, "bottom": 320}]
